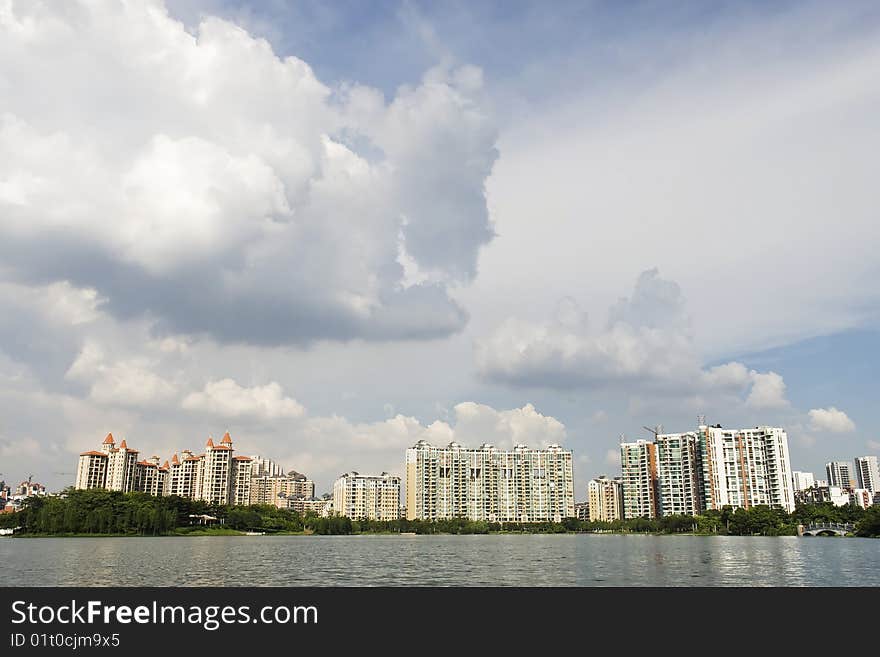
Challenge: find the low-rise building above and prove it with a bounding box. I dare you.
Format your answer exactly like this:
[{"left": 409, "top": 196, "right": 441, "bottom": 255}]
[
  {"left": 850, "top": 488, "right": 873, "bottom": 509},
  {"left": 279, "top": 495, "right": 331, "bottom": 516},
  {"left": 796, "top": 484, "right": 850, "bottom": 507}
]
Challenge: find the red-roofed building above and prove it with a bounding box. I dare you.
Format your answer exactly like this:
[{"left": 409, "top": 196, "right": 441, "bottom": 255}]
[{"left": 73, "top": 430, "right": 281, "bottom": 506}]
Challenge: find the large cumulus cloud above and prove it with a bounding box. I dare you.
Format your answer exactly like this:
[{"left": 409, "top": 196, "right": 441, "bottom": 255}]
[
  {"left": 0, "top": 0, "right": 497, "bottom": 344},
  {"left": 475, "top": 268, "right": 789, "bottom": 406}
]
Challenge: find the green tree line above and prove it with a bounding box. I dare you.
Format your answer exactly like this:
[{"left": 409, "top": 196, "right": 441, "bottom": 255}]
[{"left": 1, "top": 489, "right": 878, "bottom": 537}]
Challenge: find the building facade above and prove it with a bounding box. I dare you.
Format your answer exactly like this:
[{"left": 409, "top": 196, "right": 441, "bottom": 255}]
[
  {"left": 405, "top": 441, "right": 575, "bottom": 523},
  {"left": 850, "top": 488, "right": 873, "bottom": 509},
  {"left": 333, "top": 472, "right": 401, "bottom": 521},
  {"left": 792, "top": 471, "right": 815, "bottom": 492},
  {"left": 587, "top": 476, "right": 622, "bottom": 522},
  {"left": 250, "top": 472, "right": 315, "bottom": 506},
  {"left": 854, "top": 456, "right": 879, "bottom": 494},
  {"left": 620, "top": 440, "right": 658, "bottom": 519},
  {"left": 796, "top": 484, "right": 850, "bottom": 507},
  {"left": 697, "top": 425, "right": 795, "bottom": 513},
  {"left": 826, "top": 461, "right": 854, "bottom": 491},
  {"left": 655, "top": 432, "right": 701, "bottom": 517},
  {"left": 74, "top": 431, "right": 266, "bottom": 507}
]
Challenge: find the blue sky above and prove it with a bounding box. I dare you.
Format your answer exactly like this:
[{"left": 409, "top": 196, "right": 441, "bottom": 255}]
[{"left": 0, "top": 0, "right": 878, "bottom": 493}]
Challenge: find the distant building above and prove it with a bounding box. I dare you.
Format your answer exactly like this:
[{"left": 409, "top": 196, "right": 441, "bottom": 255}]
[
  {"left": 279, "top": 495, "right": 331, "bottom": 516},
  {"left": 655, "top": 433, "right": 701, "bottom": 517},
  {"left": 133, "top": 456, "right": 168, "bottom": 496},
  {"left": 14, "top": 481, "right": 47, "bottom": 498},
  {"left": 698, "top": 425, "right": 795, "bottom": 513},
  {"left": 249, "top": 456, "right": 285, "bottom": 478},
  {"left": 826, "top": 462, "right": 854, "bottom": 491},
  {"left": 333, "top": 472, "right": 401, "bottom": 521},
  {"left": 587, "top": 476, "right": 622, "bottom": 522},
  {"left": 620, "top": 440, "right": 658, "bottom": 519},
  {"left": 850, "top": 488, "right": 873, "bottom": 509},
  {"left": 405, "top": 441, "right": 575, "bottom": 523},
  {"left": 854, "top": 456, "right": 879, "bottom": 494},
  {"left": 76, "top": 433, "right": 137, "bottom": 492},
  {"left": 796, "top": 484, "right": 850, "bottom": 507},
  {"left": 74, "top": 431, "right": 263, "bottom": 507},
  {"left": 574, "top": 501, "right": 590, "bottom": 521},
  {"left": 250, "top": 472, "right": 315, "bottom": 506},
  {"left": 792, "top": 471, "right": 815, "bottom": 492}
]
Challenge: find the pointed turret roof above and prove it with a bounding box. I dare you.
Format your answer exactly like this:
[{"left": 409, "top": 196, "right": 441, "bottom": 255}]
[
  {"left": 171, "top": 453, "right": 179, "bottom": 465},
  {"left": 119, "top": 439, "right": 128, "bottom": 449},
  {"left": 206, "top": 436, "right": 214, "bottom": 448},
  {"left": 221, "top": 431, "right": 232, "bottom": 445},
  {"left": 103, "top": 433, "right": 114, "bottom": 445},
  {"left": 162, "top": 460, "right": 170, "bottom": 469}
]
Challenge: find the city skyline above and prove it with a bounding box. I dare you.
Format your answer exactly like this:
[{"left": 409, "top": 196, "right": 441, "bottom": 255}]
[
  {"left": 3, "top": 418, "right": 875, "bottom": 507},
  {"left": 1, "top": 1, "right": 879, "bottom": 496}
]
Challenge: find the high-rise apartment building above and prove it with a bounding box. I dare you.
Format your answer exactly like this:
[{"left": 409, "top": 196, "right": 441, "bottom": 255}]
[
  {"left": 75, "top": 449, "right": 109, "bottom": 490},
  {"left": 655, "top": 432, "right": 701, "bottom": 517},
  {"left": 250, "top": 456, "right": 285, "bottom": 478},
  {"left": 698, "top": 425, "right": 795, "bottom": 513},
  {"left": 76, "top": 433, "right": 138, "bottom": 492},
  {"left": 105, "top": 436, "right": 139, "bottom": 492},
  {"left": 826, "top": 461, "right": 854, "bottom": 491},
  {"left": 134, "top": 456, "right": 168, "bottom": 496},
  {"left": 854, "top": 456, "right": 879, "bottom": 493},
  {"left": 587, "top": 475, "right": 622, "bottom": 522},
  {"left": 405, "top": 441, "right": 575, "bottom": 523},
  {"left": 167, "top": 450, "right": 203, "bottom": 499},
  {"left": 75, "top": 431, "right": 257, "bottom": 506},
  {"left": 333, "top": 472, "right": 401, "bottom": 521},
  {"left": 250, "top": 472, "right": 315, "bottom": 506},
  {"left": 620, "top": 440, "right": 658, "bottom": 519}
]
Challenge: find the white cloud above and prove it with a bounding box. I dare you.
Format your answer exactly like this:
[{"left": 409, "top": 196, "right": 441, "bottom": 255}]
[
  {"left": 252, "top": 402, "right": 570, "bottom": 487},
  {"left": 449, "top": 402, "right": 566, "bottom": 448},
  {"left": 745, "top": 372, "right": 789, "bottom": 409},
  {"left": 476, "top": 268, "right": 788, "bottom": 409},
  {"left": 0, "top": 0, "right": 497, "bottom": 345},
  {"left": 867, "top": 440, "right": 880, "bottom": 451},
  {"left": 182, "top": 379, "right": 306, "bottom": 420},
  {"left": 480, "top": 7, "right": 880, "bottom": 360},
  {"left": 808, "top": 407, "right": 856, "bottom": 433},
  {"left": 66, "top": 342, "right": 177, "bottom": 406}
]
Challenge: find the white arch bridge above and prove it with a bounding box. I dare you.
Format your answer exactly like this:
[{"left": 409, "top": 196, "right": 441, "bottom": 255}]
[{"left": 798, "top": 522, "right": 855, "bottom": 537}]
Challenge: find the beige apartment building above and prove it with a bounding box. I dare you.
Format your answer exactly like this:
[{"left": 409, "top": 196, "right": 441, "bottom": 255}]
[
  {"left": 333, "top": 472, "right": 401, "bottom": 521},
  {"left": 587, "top": 475, "right": 622, "bottom": 522},
  {"left": 405, "top": 441, "right": 575, "bottom": 523},
  {"left": 74, "top": 431, "right": 259, "bottom": 507},
  {"left": 250, "top": 472, "right": 315, "bottom": 506}
]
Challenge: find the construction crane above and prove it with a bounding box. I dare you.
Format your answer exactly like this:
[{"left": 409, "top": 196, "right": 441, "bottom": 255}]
[{"left": 642, "top": 425, "right": 663, "bottom": 438}]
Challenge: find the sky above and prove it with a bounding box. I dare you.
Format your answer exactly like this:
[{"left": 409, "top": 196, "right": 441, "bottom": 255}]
[{"left": 0, "top": 0, "right": 878, "bottom": 496}]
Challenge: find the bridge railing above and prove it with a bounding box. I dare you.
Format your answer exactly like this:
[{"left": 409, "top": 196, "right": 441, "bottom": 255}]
[{"left": 804, "top": 522, "right": 854, "bottom": 530}]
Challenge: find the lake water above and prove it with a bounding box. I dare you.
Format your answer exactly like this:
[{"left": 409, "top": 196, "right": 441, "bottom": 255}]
[{"left": 1, "top": 535, "right": 878, "bottom": 586}]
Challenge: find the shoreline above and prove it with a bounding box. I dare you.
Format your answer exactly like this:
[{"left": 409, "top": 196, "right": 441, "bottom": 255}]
[{"left": 2, "top": 531, "right": 862, "bottom": 539}]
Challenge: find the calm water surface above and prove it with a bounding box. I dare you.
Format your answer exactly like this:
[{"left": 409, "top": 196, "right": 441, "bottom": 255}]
[{"left": 1, "top": 535, "right": 878, "bottom": 586}]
